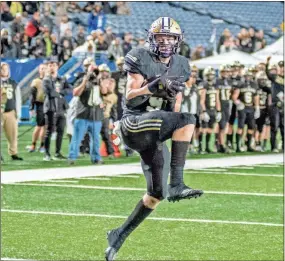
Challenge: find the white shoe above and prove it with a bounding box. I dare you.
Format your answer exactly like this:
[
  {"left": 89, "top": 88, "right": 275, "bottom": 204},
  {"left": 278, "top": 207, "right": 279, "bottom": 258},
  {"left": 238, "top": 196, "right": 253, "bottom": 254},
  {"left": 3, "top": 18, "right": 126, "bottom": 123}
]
[{"left": 43, "top": 155, "right": 52, "bottom": 161}]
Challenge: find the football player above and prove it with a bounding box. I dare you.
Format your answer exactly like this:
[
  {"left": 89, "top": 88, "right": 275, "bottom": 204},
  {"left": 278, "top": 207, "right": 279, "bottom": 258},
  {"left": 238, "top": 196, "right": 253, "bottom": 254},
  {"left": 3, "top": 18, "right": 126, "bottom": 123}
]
[
  {"left": 111, "top": 57, "right": 134, "bottom": 157},
  {"left": 181, "top": 64, "right": 203, "bottom": 153},
  {"left": 232, "top": 68, "right": 260, "bottom": 152},
  {"left": 216, "top": 64, "right": 232, "bottom": 153},
  {"left": 227, "top": 61, "right": 244, "bottom": 151},
  {"left": 266, "top": 57, "right": 284, "bottom": 152},
  {"left": 255, "top": 71, "right": 271, "bottom": 151},
  {"left": 28, "top": 63, "right": 46, "bottom": 153},
  {"left": 105, "top": 17, "right": 203, "bottom": 261},
  {"left": 200, "top": 66, "right": 221, "bottom": 153}
]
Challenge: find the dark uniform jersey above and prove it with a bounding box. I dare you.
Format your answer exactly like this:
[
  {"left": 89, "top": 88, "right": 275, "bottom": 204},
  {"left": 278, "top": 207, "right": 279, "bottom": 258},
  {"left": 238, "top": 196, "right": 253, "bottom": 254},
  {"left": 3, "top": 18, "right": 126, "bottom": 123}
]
[
  {"left": 203, "top": 81, "right": 218, "bottom": 110},
  {"left": 123, "top": 47, "right": 190, "bottom": 117},
  {"left": 181, "top": 78, "right": 203, "bottom": 115},
  {"left": 111, "top": 71, "right": 128, "bottom": 120},
  {"left": 257, "top": 85, "right": 271, "bottom": 109},
  {"left": 216, "top": 78, "right": 232, "bottom": 105},
  {"left": 231, "top": 75, "right": 243, "bottom": 89},
  {"left": 2, "top": 78, "right": 17, "bottom": 113},
  {"left": 238, "top": 80, "right": 258, "bottom": 107}
]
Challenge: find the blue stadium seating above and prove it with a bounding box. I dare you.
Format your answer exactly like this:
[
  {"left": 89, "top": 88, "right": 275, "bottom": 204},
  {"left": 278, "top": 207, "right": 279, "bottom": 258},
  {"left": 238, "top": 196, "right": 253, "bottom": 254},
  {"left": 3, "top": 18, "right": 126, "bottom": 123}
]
[{"left": 106, "top": 2, "right": 283, "bottom": 48}]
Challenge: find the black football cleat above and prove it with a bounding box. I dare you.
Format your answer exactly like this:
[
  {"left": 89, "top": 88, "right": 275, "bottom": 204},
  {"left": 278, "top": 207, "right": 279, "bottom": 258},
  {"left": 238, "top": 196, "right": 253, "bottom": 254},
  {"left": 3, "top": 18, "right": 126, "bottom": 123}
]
[
  {"left": 105, "top": 229, "right": 125, "bottom": 261},
  {"left": 105, "top": 246, "right": 118, "bottom": 261},
  {"left": 167, "top": 183, "right": 204, "bottom": 202}
]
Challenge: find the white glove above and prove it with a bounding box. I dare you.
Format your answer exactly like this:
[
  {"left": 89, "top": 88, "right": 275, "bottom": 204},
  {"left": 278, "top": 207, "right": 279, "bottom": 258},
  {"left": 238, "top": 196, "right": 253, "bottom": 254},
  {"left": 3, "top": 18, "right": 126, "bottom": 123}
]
[
  {"left": 112, "top": 121, "right": 122, "bottom": 146},
  {"left": 202, "top": 111, "right": 210, "bottom": 122},
  {"left": 254, "top": 106, "right": 260, "bottom": 119},
  {"left": 216, "top": 111, "right": 222, "bottom": 122},
  {"left": 235, "top": 100, "right": 245, "bottom": 111}
]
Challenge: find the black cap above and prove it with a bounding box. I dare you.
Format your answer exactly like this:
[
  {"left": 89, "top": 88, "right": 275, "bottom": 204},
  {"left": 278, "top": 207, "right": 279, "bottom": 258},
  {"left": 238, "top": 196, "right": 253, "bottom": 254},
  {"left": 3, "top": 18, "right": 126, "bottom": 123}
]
[{"left": 278, "top": 61, "right": 284, "bottom": 67}]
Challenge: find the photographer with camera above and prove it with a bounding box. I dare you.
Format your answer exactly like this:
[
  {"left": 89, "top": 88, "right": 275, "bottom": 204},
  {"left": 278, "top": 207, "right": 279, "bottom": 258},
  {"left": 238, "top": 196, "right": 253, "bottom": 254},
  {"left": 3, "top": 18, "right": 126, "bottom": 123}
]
[{"left": 68, "top": 59, "right": 104, "bottom": 165}]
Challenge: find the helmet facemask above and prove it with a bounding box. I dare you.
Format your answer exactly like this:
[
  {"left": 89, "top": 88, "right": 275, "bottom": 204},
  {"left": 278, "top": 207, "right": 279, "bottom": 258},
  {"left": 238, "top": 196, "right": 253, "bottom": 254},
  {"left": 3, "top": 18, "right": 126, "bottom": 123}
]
[
  {"left": 148, "top": 33, "right": 182, "bottom": 58},
  {"left": 148, "top": 17, "right": 183, "bottom": 58}
]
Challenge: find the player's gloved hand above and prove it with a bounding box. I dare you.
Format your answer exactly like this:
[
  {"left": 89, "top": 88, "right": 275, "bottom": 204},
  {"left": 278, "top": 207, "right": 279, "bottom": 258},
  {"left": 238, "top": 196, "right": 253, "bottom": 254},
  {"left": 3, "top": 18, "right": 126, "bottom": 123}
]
[
  {"left": 202, "top": 111, "right": 210, "bottom": 122},
  {"left": 235, "top": 100, "right": 245, "bottom": 111},
  {"left": 254, "top": 106, "right": 260, "bottom": 119},
  {"left": 146, "top": 76, "right": 161, "bottom": 94},
  {"left": 164, "top": 79, "right": 186, "bottom": 94},
  {"left": 216, "top": 111, "right": 222, "bottom": 122}
]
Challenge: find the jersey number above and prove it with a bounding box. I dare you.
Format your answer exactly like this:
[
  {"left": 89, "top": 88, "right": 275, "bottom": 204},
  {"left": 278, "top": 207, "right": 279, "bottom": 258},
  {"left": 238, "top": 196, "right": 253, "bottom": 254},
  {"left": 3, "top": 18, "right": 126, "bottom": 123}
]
[
  {"left": 221, "top": 89, "right": 231, "bottom": 101},
  {"left": 118, "top": 78, "right": 126, "bottom": 95},
  {"left": 209, "top": 94, "right": 216, "bottom": 108},
  {"left": 244, "top": 92, "right": 252, "bottom": 104},
  {"left": 6, "top": 87, "right": 13, "bottom": 100}
]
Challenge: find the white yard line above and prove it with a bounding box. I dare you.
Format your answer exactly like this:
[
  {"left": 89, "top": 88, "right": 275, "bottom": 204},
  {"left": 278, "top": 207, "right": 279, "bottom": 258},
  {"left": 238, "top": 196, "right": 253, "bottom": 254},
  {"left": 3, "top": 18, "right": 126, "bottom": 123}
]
[
  {"left": 253, "top": 164, "right": 283, "bottom": 168},
  {"left": 2, "top": 209, "right": 283, "bottom": 227},
  {"left": 111, "top": 175, "right": 140, "bottom": 178},
  {"left": 229, "top": 166, "right": 254, "bottom": 170},
  {"left": 46, "top": 180, "right": 79, "bottom": 183},
  {"left": 198, "top": 169, "right": 228, "bottom": 172},
  {"left": 185, "top": 171, "right": 283, "bottom": 177},
  {"left": 78, "top": 177, "right": 111, "bottom": 181},
  {"left": 5, "top": 183, "right": 283, "bottom": 197},
  {"left": 1, "top": 257, "right": 37, "bottom": 261},
  {"left": 2, "top": 154, "right": 283, "bottom": 184}
]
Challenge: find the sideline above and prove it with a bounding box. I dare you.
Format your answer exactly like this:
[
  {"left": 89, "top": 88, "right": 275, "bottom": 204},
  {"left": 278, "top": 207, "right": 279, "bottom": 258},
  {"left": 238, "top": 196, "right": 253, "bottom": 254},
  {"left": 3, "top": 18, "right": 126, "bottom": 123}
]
[
  {"left": 2, "top": 209, "right": 283, "bottom": 227},
  {"left": 1, "top": 154, "right": 283, "bottom": 184},
  {"left": 5, "top": 183, "right": 284, "bottom": 197}
]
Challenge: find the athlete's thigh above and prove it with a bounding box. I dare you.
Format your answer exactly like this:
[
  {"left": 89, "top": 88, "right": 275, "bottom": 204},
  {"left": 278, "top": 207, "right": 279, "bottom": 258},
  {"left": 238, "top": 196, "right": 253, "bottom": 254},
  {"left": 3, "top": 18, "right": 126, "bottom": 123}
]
[
  {"left": 245, "top": 107, "right": 255, "bottom": 130},
  {"left": 140, "top": 110, "right": 196, "bottom": 142},
  {"left": 229, "top": 104, "right": 237, "bottom": 125},
  {"left": 208, "top": 110, "right": 216, "bottom": 129},
  {"left": 256, "top": 109, "right": 266, "bottom": 132},
  {"left": 238, "top": 109, "right": 246, "bottom": 129}
]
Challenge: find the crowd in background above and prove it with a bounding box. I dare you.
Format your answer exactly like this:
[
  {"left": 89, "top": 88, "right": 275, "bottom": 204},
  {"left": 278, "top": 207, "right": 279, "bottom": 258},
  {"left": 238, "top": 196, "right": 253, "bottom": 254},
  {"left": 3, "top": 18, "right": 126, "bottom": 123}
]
[
  {"left": 1, "top": 1, "right": 284, "bottom": 164},
  {"left": 2, "top": 1, "right": 282, "bottom": 63}
]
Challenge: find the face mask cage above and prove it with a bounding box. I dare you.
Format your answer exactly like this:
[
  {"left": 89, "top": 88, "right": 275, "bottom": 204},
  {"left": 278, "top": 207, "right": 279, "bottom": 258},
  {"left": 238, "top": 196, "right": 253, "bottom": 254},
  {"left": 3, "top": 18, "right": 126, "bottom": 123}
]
[{"left": 148, "top": 32, "right": 183, "bottom": 58}]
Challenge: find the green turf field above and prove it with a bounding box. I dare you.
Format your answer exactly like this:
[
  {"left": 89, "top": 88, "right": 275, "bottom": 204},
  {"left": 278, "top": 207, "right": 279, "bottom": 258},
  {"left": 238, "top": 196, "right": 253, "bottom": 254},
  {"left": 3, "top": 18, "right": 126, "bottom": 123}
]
[
  {"left": 1, "top": 125, "right": 281, "bottom": 171},
  {"left": 2, "top": 164, "right": 284, "bottom": 260}
]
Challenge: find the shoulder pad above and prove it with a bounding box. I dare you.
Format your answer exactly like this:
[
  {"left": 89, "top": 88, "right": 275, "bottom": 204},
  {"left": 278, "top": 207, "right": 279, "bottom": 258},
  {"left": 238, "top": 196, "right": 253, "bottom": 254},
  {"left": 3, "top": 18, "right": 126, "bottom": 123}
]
[{"left": 123, "top": 47, "right": 146, "bottom": 75}]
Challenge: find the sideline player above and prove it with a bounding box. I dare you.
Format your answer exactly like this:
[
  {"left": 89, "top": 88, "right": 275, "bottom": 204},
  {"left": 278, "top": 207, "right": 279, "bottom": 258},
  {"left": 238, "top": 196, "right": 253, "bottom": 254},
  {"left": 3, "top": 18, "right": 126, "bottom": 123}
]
[
  {"left": 216, "top": 65, "right": 232, "bottom": 153},
  {"left": 232, "top": 68, "right": 260, "bottom": 152},
  {"left": 28, "top": 63, "right": 46, "bottom": 153},
  {"left": 105, "top": 17, "right": 203, "bottom": 261}
]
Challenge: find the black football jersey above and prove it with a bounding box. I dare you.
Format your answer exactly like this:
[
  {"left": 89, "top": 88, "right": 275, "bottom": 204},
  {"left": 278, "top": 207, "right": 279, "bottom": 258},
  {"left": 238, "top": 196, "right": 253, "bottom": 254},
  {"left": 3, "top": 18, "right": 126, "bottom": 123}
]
[
  {"left": 257, "top": 83, "right": 271, "bottom": 109},
  {"left": 231, "top": 75, "right": 243, "bottom": 89},
  {"left": 238, "top": 80, "right": 258, "bottom": 107},
  {"left": 203, "top": 81, "right": 218, "bottom": 110},
  {"left": 216, "top": 78, "right": 232, "bottom": 104},
  {"left": 123, "top": 47, "right": 190, "bottom": 116},
  {"left": 2, "top": 79, "right": 17, "bottom": 112}
]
